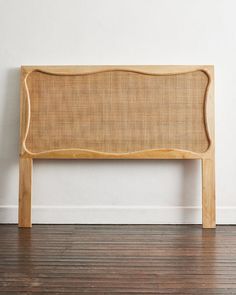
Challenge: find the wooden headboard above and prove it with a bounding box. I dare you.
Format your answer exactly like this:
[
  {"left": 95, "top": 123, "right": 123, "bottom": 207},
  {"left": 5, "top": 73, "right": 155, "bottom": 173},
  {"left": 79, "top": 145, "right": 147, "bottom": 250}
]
[{"left": 19, "top": 66, "right": 215, "bottom": 228}]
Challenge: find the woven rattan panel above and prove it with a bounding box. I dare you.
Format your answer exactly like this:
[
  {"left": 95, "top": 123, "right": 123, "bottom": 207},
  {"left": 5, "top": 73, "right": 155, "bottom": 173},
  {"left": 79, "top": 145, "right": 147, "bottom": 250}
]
[{"left": 25, "top": 70, "right": 209, "bottom": 154}]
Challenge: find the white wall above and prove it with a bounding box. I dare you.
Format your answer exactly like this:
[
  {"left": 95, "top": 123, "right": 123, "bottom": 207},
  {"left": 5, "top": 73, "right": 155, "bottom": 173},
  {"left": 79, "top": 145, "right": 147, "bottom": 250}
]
[{"left": 0, "top": 0, "right": 235, "bottom": 224}]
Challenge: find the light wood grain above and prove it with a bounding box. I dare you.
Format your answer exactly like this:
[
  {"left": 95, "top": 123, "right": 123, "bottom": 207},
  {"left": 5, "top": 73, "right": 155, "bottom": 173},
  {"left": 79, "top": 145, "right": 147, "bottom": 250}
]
[
  {"left": 202, "top": 66, "right": 215, "bottom": 228},
  {"left": 21, "top": 65, "right": 214, "bottom": 75},
  {"left": 21, "top": 149, "right": 202, "bottom": 159},
  {"left": 202, "top": 158, "right": 216, "bottom": 228},
  {"left": 19, "top": 65, "right": 215, "bottom": 228},
  {"left": 18, "top": 157, "right": 32, "bottom": 227}
]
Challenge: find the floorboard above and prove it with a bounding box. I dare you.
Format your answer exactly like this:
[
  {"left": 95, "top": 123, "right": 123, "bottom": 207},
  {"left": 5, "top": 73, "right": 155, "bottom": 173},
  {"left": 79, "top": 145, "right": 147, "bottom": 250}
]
[{"left": 0, "top": 225, "right": 236, "bottom": 294}]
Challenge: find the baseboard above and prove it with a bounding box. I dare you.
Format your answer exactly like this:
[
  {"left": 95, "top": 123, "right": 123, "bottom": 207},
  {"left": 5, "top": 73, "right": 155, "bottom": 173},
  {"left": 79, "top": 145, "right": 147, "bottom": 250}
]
[{"left": 0, "top": 205, "right": 236, "bottom": 224}]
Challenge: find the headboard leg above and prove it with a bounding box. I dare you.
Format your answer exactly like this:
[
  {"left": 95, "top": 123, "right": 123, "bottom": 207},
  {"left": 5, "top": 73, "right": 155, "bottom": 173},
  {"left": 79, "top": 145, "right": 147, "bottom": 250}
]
[
  {"left": 202, "top": 158, "right": 216, "bottom": 228},
  {"left": 18, "top": 157, "right": 32, "bottom": 227}
]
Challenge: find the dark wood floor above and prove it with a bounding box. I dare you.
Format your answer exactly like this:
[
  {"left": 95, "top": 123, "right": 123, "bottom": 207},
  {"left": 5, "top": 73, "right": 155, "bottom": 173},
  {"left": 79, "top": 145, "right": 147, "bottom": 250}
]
[{"left": 0, "top": 225, "right": 236, "bottom": 294}]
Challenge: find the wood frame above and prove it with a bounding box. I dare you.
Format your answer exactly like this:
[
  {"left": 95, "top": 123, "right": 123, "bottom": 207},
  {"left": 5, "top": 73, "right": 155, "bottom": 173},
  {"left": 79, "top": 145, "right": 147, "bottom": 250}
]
[{"left": 19, "top": 65, "right": 215, "bottom": 228}]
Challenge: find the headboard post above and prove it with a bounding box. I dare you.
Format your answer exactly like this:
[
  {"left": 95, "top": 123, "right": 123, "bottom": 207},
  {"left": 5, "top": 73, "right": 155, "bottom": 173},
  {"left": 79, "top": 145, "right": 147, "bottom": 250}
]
[
  {"left": 18, "top": 65, "right": 215, "bottom": 228},
  {"left": 18, "top": 158, "right": 32, "bottom": 227},
  {"left": 201, "top": 66, "right": 215, "bottom": 228}
]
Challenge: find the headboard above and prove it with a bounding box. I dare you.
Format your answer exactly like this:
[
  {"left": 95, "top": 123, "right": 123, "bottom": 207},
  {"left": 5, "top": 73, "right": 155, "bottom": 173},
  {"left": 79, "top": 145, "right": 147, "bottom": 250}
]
[{"left": 19, "top": 66, "right": 215, "bottom": 228}]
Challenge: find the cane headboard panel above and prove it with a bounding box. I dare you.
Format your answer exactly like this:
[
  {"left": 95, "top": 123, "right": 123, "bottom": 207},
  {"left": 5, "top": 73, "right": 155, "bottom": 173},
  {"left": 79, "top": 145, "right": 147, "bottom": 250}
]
[
  {"left": 19, "top": 65, "right": 216, "bottom": 228},
  {"left": 20, "top": 66, "right": 214, "bottom": 159}
]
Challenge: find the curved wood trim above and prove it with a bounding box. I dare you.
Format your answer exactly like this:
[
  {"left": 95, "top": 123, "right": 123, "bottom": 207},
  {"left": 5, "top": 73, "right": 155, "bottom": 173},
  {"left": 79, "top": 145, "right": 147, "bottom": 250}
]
[
  {"left": 21, "top": 66, "right": 213, "bottom": 159},
  {"left": 26, "top": 67, "right": 208, "bottom": 77},
  {"left": 21, "top": 148, "right": 202, "bottom": 159},
  {"left": 202, "top": 70, "right": 213, "bottom": 153}
]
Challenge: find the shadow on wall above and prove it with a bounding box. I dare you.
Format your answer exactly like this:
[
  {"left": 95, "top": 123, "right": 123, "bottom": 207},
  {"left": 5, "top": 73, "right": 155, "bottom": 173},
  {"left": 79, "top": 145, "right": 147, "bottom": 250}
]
[
  {"left": 0, "top": 68, "right": 20, "bottom": 211},
  {"left": 181, "top": 160, "right": 201, "bottom": 223},
  {"left": 33, "top": 158, "right": 201, "bottom": 223}
]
